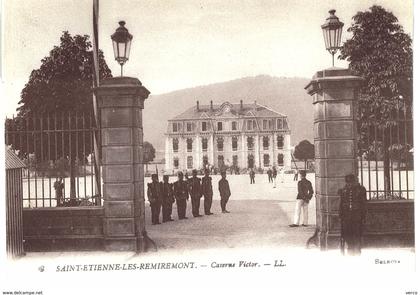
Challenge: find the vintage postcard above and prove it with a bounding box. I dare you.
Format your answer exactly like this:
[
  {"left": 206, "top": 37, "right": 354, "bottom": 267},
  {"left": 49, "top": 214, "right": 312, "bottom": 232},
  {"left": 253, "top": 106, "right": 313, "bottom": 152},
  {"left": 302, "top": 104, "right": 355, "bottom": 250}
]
[{"left": 0, "top": 0, "right": 418, "bottom": 294}]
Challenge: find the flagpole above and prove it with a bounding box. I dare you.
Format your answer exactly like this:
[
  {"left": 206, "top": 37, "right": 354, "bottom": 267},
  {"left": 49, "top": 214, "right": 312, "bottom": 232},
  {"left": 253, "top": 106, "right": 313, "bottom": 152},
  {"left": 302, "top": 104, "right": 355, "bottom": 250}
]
[{"left": 92, "top": 0, "right": 101, "bottom": 199}]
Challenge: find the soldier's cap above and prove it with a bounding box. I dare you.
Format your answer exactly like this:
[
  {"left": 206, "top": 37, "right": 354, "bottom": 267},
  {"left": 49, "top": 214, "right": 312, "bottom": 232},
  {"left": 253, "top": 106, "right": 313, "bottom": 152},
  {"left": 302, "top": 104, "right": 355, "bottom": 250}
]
[
  {"left": 177, "top": 171, "right": 184, "bottom": 177},
  {"left": 299, "top": 170, "right": 307, "bottom": 176},
  {"left": 192, "top": 169, "right": 198, "bottom": 173},
  {"left": 151, "top": 173, "right": 158, "bottom": 178},
  {"left": 345, "top": 174, "right": 356, "bottom": 183},
  {"left": 221, "top": 170, "right": 227, "bottom": 175}
]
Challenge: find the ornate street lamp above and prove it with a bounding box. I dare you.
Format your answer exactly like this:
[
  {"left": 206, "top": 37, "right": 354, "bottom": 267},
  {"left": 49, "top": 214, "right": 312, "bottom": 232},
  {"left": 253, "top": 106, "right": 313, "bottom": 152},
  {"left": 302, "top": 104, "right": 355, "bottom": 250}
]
[
  {"left": 111, "top": 21, "right": 133, "bottom": 76},
  {"left": 321, "top": 9, "right": 344, "bottom": 67}
]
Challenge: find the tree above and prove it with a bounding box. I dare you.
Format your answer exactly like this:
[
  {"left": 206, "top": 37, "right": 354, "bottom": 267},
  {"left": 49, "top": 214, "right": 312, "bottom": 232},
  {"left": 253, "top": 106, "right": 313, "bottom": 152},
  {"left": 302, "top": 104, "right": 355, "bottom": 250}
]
[
  {"left": 18, "top": 31, "right": 112, "bottom": 115},
  {"left": 293, "top": 140, "right": 314, "bottom": 170},
  {"left": 143, "top": 141, "right": 156, "bottom": 172},
  {"left": 7, "top": 31, "right": 112, "bottom": 200},
  {"left": 339, "top": 5, "right": 413, "bottom": 194}
]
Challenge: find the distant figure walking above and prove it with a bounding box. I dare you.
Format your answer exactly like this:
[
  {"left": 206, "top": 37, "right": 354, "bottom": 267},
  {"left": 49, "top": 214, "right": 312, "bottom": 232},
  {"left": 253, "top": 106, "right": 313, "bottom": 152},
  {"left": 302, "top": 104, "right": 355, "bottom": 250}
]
[
  {"left": 279, "top": 167, "right": 285, "bottom": 183},
  {"left": 272, "top": 166, "right": 277, "bottom": 188},
  {"left": 249, "top": 168, "right": 256, "bottom": 184},
  {"left": 218, "top": 171, "right": 231, "bottom": 213},
  {"left": 267, "top": 168, "right": 273, "bottom": 183},
  {"left": 289, "top": 170, "right": 313, "bottom": 227},
  {"left": 338, "top": 174, "right": 367, "bottom": 256},
  {"left": 54, "top": 177, "right": 64, "bottom": 206}
]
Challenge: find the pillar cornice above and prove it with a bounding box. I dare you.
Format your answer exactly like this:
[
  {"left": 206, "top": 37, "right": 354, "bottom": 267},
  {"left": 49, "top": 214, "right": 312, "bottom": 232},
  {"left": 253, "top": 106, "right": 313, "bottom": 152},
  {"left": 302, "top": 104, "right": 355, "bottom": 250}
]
[{"left": 304, "top": 67, "right": 363, "bottom": 96}]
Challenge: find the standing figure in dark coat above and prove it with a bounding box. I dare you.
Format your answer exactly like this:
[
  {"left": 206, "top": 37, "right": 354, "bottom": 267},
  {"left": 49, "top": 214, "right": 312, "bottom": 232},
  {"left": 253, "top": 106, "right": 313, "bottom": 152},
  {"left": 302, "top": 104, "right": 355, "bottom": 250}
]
[
  {"left": 188, "top": 169, "right": 203, "bottom": 217},
  {"left": 147, "top": 174, "right": 162, "bottom": 225},
  {"left": 249, "top": 168, "right": 255, "bottom": 184},
  {"left": 161, "top": 175, "right": 175, "bottom": 222},
  {"left": 173, "top": 172, "right": 189, "bottom": 220},
  {"left": 54, "top": 177, "right": 64, "bottom": 207},
  {"left": 289, "top": 170, "right": 313, "bottom": 227},
  {"left": 338, "top": 174, "right": 367, "bottom": 256},
  {"left": 267, "top": 168, "right": 273, "bottom": 183},
  {"left": 219, "top": 171, "right": 231, "bottom": 213},
  {"left": 201, "top": 169, "right": 214, "bottom": 215}
]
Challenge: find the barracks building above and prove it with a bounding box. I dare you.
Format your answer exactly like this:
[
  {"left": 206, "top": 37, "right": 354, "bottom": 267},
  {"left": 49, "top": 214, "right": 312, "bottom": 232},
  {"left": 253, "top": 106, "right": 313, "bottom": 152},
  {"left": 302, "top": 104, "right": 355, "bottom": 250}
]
[{"left": 164, "top": 100, "right": 291, "bottom": 172}]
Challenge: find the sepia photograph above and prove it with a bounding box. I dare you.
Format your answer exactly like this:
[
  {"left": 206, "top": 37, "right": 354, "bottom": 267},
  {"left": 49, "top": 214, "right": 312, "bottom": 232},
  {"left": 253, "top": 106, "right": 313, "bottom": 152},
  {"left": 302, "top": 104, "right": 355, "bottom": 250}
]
[{"left": 0, "top": 0, "right": 418, "bottom": 294}]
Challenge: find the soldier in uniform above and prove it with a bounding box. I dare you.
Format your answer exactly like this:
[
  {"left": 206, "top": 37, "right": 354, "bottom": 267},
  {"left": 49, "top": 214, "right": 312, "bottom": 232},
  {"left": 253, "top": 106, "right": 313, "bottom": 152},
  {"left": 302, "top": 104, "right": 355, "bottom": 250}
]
[
  {"left": 272, "top": 166, "right": 278, "bottom": 188},
  {"left": 338, "top": 174, "right": 367, "bottom": 255},
  {"left": 147, "top": 174, "right": 162, "bottom": 225},
  {"left": 188, "top": 169, "right": 203, "bottom": 217},
  {"left": 249, "top": 168, "right": 255, "bottom": 184},
  {"left": 173, "top": 171, "right": 189, "bottom": 220},
  {"left": 289, "top": 170, "right": 313, "bottom": 227},
  {"left": 54, "top": 177, "right": 64, "bottom": 207},
  {"left": 218, "top": 171, "right": 231, "bottom": 213},
  {"left": 161, "top": 175, "right": 175, "bottom": 222},
  {"left": 267, "top": 168, "right": 273, "bottom": 183},
  {"left": 201, "top": 169, "right": 213, "bottom": 215}
]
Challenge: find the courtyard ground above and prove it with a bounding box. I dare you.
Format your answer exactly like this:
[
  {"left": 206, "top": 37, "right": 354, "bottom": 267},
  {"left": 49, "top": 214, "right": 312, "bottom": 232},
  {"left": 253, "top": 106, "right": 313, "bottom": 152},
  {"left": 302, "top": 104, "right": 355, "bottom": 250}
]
[{"left": 144, "top": 173, "right": 317, "bottom": 252}]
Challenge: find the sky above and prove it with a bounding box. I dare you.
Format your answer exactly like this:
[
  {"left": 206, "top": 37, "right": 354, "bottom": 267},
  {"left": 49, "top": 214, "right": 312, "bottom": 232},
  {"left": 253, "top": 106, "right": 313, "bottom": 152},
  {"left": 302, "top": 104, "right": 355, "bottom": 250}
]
[{"left": 0, "top": 0, "right": 414, "bottom": 117}]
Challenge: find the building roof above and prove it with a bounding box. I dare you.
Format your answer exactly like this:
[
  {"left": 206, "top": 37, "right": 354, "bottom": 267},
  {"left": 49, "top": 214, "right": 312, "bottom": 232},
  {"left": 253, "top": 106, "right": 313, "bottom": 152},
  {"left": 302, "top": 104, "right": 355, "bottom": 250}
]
[
  {"left": 170, "top": 102, "right": 287, "bottom": 121},
  {"left": 5, "top": 146, "right": 26, "bottom": 170}
]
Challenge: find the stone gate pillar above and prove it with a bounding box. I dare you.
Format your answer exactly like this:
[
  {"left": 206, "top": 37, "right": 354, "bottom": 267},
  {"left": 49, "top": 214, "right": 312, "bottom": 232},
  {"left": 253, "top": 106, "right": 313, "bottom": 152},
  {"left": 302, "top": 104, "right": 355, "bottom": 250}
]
[
  {"left": 95, "top": 77, "right": 150, "bottom": 252},
  {"left": 305, "top": 68, "right": 362, "bottom": 250}
]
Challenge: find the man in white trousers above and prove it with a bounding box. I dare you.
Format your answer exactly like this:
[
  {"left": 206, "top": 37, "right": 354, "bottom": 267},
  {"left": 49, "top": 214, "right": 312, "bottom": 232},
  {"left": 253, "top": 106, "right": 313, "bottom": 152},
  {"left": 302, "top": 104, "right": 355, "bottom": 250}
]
[{"left": 289, "top": 170, "right": 313, "bottom": 227}]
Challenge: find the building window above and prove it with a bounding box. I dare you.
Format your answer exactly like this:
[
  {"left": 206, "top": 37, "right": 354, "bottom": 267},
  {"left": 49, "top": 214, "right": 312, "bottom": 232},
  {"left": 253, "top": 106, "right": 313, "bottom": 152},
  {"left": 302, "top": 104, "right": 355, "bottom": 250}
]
[
  {"left": 232, "top": 137, "right": 238, "bottom": 151},
  {"left": 187, "top": 138, "right": 193, "bottom": 152},
  {"left": 202, "top": 121, "right": 208, "bottom": 131},
  {"left": 263, "top": 136, "right": 269, "bottom": 150},
  {"left": 186, "top": 122, "right": 193, "bottom": 132},
  {"left": 172, "top": 122, "right": 178, "bottom": 132},
  {"left": 173, "top": 158, "right": 179, "bottom": 169},
  {"left": 217, "top": 122, "right": 223, "bottom": 131},
  {"left": 203, "top": 155, "right": 209, "bottom": 167},
  {"left": 187, "top": 156, "right": 193, "bottom": 169},
  {"left": 263, "top": 154, "right": 270, "bottom": 167},
  {"left": 217, "top": 137, "right": 224, "bottom": 151},
  {"left": 278, "top": 154, "right": 284, "bottom": 166},
  {"left": 217, "top": 155, "right": 225, "bottom": 168},
  {"left": 173, "top": 138, "right": 179, "bottom": 152},
  {"left": 232, "top": 121, "right": 237, "bottom": 131},
  {"left": 247, "top": 120, "right": 253, "bottom": 130},
  {"left": 247, "top": 137, "right": 254, "bottom": 150},
  {"left": 268, "top": 120, "right": 273, "bottom": 129},
  {"left": 283, "top": 119, "right": 288, "bottom": 129},
  {"left": 202, "top": 138, "right": 208, "bottom": 151},
  {"left": 277, "top": 135, "right": 284, "bottom": 149},
  {"left": 277, "top": 119, "right": 283, "bottom": 130},
  {"left": 253, "top": 120, "right": 257, "bottom": 129},
  {"left": 232, "top": 155, "right": 238, "bottom": 167},
  {"left": 263, "top": 120, "right": 268, "bottom": 130}
]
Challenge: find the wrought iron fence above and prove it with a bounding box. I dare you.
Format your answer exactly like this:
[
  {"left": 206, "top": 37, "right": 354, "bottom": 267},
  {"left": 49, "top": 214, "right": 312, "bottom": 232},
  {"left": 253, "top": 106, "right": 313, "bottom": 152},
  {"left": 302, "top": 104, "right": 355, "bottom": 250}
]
[
  {"left": 5, "top": 112, "right": 102, "bottom": 207},
  {"left": 358, "top": 99, "right": 413, "bottom": 200}
]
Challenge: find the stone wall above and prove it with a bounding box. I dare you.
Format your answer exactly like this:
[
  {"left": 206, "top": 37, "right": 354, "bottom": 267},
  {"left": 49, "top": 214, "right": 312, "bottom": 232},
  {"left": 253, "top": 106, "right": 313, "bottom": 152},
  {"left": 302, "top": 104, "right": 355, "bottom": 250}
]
[
  {"left": 23, "top": 207, "right": 104, "bottom": 251},
  {"left": 363, "top": 200, "right": 414, "bottom": 247}
]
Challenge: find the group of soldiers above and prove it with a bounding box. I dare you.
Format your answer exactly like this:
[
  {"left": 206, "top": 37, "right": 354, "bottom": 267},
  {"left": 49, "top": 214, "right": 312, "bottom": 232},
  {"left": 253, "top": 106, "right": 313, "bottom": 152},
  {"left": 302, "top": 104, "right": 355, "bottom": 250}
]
[{"left": 147, "top": 169, "right": 231, "bottom": 225}]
